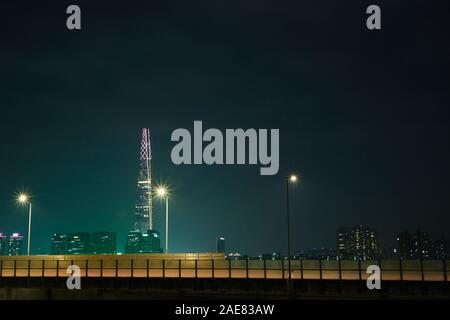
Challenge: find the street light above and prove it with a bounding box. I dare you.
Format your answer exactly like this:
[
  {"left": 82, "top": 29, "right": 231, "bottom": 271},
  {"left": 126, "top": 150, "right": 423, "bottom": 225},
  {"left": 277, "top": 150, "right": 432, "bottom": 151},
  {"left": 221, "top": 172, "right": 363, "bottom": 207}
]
[
  {"left": 155, "top": 185, "right": 169, "bottom": 254},
  {"left": 286, "top": 174, "right": 298, "bottom": 280},
  {"left": 16, "top": 193, "right": 32, "bottom": 256}
]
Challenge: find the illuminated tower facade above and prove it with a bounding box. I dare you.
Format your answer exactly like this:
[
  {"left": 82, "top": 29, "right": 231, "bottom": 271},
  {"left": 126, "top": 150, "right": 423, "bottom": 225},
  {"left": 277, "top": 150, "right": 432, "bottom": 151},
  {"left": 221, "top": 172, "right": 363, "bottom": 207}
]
[{"left": 134, "top": 128, "right": 154, "bottom": 233}]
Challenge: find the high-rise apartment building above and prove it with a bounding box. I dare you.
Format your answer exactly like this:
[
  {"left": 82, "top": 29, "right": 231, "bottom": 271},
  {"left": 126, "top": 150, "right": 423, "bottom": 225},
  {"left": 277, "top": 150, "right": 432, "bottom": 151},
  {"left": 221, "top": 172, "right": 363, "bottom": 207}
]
[{"left": 337, "top": 226, "right": 379, "bottom": 260}]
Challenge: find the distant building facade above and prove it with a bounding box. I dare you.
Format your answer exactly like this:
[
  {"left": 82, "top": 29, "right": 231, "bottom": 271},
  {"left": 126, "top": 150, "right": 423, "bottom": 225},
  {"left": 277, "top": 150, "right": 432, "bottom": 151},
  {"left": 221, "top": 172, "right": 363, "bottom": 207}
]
[
  {"left": 92, "top": 232, "right": 116, "bottom": 254},
  {"left": 0, "top": 233, "right": 7, "bottom": 255},
  {"left": 216, "top": 237, "right": 225, "bottom": 253},
  {"left": 51, "top": 233, "right": 67, "bottom": 255},
  {"left": 141, "top": 230, "right": 162, "bottom": 253},
  {"left": 396, "top": 230, "right": 431, "bottom": 260},
  {"left": 125, "top": 230, "right": 142, "bottom": 253},
  {"left": 67, "top": 232, "right": 92, "bottom": 254},
  {"left": 227, "top": 253, "right": 248, "bottom": 260},
  {"left": 432, "top": 238, "right": 448, "bottom": 260},
  {"left": 259, "top": 252, "right": 282, "bottom": 260},
  {"left": 297, "top": 248, "right": 338, "bottom": 260},
  {"left": 125, "top": 230, "right": 162, "bottom": 254},
  {"left": 50, "top": 232, "right": 117, "bottom": 255},
  {"left": 8, "top": 233, "right": 24, "bottom": 256},
  {"left": 337, "top": 226, "right": 379, "bottom": 260}
]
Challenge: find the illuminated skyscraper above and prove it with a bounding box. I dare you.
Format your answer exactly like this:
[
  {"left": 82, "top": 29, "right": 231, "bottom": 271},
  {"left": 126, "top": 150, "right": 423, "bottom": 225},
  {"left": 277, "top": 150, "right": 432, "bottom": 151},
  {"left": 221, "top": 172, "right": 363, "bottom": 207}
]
[
  {"left": 8, "top": 233, "right": 24, "bottom": 256},
  {"left": 134, "top": 128, "right": 153, "bottom": 233}
]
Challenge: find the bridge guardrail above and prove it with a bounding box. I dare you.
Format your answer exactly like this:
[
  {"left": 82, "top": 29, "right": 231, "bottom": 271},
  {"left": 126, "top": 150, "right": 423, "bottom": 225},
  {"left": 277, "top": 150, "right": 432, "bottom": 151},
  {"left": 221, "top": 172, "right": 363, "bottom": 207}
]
[{"left": 0, "top": 257, "right": 448, "bottom": 281}]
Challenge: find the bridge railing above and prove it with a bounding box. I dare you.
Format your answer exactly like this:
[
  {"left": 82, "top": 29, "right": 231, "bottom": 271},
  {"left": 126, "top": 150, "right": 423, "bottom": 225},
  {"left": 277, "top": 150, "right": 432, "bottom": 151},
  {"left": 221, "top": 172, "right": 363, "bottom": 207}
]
[{"left": 0, "top": 258, "right": 448, "bottom": 281}]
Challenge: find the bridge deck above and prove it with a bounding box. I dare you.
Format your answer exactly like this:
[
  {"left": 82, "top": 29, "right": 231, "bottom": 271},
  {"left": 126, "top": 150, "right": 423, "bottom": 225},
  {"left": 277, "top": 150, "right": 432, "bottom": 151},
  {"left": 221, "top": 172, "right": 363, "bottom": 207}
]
[{"left": 0, "top": 255, "right": 448, "bottom": 282}]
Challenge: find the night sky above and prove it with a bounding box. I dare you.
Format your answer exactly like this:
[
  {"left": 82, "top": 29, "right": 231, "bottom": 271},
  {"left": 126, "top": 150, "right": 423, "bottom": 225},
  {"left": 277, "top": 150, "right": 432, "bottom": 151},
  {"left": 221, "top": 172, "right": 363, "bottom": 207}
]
[{"left": 1, "top": 1, "right": 449, "bottom": 255}]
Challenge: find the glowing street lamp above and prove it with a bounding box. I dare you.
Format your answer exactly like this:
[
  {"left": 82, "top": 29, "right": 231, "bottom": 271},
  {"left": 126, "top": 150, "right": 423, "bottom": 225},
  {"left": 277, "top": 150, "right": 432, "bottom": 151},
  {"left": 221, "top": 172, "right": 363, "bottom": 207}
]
[
  {"left": 155, "top": 185, "right": 169, "bottom": 254},
  {"left": 286, "top": 174, "right": 298, "bottom": 280},
  {"left": 16, "top": 193, "right": 32, "bottom": 256},
  {"left": 156, "top": 186, "right": 167, "bottom": 198}
]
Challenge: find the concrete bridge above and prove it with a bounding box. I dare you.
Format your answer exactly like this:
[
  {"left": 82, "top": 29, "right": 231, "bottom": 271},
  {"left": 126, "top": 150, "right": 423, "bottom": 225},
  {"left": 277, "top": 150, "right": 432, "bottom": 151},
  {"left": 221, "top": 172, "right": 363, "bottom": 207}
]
[{"left": 0, "top": 254, "right": 448, "bottom": 299}]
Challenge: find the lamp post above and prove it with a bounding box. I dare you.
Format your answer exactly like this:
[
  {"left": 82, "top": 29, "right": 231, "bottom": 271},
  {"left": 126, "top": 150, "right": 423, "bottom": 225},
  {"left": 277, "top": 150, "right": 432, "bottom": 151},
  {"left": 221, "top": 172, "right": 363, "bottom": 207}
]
[
  {"left": 286, "top": 175, "right": 298, "bottom": 280},
  {"left": 156, "top": 186, "right": 169, "bottom": 254},
  {"left": 17, "top": 193, "right": 32, "bottom": 256}
]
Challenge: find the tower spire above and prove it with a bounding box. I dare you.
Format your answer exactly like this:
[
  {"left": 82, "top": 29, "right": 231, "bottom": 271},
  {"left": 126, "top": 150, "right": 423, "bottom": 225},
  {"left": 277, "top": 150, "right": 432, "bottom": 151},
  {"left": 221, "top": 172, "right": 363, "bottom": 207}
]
[
  {"left": 140, "top": 128, "right": 152, "bottom": 161},
  {"left": 134, "top": 128, "right": 153, "bottom": 232}
]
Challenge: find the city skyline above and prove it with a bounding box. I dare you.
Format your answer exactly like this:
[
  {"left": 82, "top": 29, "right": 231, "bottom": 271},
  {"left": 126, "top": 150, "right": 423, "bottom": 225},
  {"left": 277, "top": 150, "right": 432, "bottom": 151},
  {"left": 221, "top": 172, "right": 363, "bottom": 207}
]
[
  {"left": 1, "top": 123, "right": 450, "bottom": 254},
  {"left": 0, "top": 223, "right": 448, "bottom": 259}
]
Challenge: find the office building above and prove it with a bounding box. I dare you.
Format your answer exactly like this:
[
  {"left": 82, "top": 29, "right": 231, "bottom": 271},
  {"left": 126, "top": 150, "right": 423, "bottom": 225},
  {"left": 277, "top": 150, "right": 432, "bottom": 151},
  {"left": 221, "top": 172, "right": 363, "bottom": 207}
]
[
  {"left": 51, "top": 233, "right": 68, "bottom": 255},
  {"left": 142, "top": 230, "right": 163, "bottom": 253},
  {"left": 92, "top": 232, "right": 116, "bottom": 254},
  {"left": 125, "top": 230, "right": 143, "bottom": 254},
  {"left": 50, "top": 231, "right": 117, "bottom": 255},
  {"left": 125, "top": 230, "right": 162, "bottom": 254},
  {"left": 8, "top": 233, "right": 24, "bottom": 256},
  {"left": 66, "top": 232, "right": 92, "bottom": 255}
]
